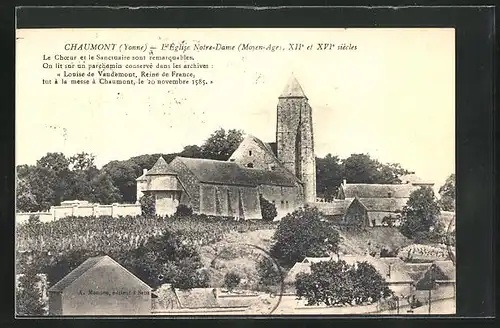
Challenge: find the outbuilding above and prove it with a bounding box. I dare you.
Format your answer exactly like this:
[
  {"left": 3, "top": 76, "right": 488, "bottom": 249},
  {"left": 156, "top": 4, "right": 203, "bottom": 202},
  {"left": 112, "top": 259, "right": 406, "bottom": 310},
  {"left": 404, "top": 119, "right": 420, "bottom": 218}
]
[{"left": 48, "top": 255, "right": 152, "bottom": 316}]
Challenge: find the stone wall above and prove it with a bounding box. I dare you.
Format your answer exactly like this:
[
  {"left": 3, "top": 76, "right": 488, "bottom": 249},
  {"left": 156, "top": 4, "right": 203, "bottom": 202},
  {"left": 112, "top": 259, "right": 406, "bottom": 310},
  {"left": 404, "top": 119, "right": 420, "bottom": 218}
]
[{"left": 16, "top": 203, "right": 142, "bottom": 224}]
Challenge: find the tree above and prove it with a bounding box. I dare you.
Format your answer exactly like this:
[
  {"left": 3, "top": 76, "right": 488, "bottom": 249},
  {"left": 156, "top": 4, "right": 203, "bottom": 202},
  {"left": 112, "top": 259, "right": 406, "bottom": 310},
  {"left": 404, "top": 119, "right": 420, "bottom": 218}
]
[
  {"left": 140, "top": 193, "right": 156, "bottom": 218},
  {"left": 343, "top": 154, "right": 382, "bottom": 184},
  {"left": 16, "top": 271, "right": 46, "bottom": 316},
  {"left": 224, "top": 272, "right": 241, "bottom": 291},
  {"left": 36, "top": 152, "right": 70, "bottom": 173},
  {"left": 90, "top": 172, "right": 123, "bottom": 204},
  {"left": 179, "top": 145, "right": 203, "bottom": 158},
  {"left": 256, "top": 257, "right": 285, "bottom": 291},
  {"left": 270, "top": 206, "right": 341, "bottom": 267},
  {"left": 201, "top": 128, "right": 244, "bottom": 160},
  {"left": 16, "top": 176, "right": 39, "bottom": 212},
  {"left": 342, "top": 153, "right": 412, "bottom": 185},
  {"left": 120, "top": 230, "right": 209, "bottom": 289},
  {"left": 69, "top": 152, "right": 96, "bottom": 171},
  {"left": 399, "top": 187, "right": 442, "bottom": 241},
  {"left": 101, "top": 160, "right": 141, "bottom": 203},
  {"left": 260, "top": 196, "right": 277, "bottom": 221},
  {"left": 295, "top": 260, "right": 392, "bottom": 307},
  {"left": 316, "top": 154, "right": 343, "bottom": 200},
  {"left": 438, "top": 174, "right": 455, "bottom": 212}
]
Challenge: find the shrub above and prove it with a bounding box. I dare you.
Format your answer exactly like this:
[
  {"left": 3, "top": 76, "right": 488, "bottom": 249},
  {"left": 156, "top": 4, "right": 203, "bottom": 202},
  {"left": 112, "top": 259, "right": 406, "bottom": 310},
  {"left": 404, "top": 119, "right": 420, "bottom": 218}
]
[
  {"left": 295, "top": 260, "right": 392, "bottom": 306},
  {"left": 16, "top": 270, "right": 46, "bottom": 316},
  {"left": 139, "top": 193, "right": 156, "bottom": 218},
  {"left": 223, "top": 272, "right": 241, "bottom": 291},
  {"left": 260, "top": 196, "right": 277, "bottom": 221},
  {"left": 256, "top": 257, "right": 285, "bottom": 292},
  {"left": 270, "top": 206, "right": 341, "bottom": 266},
  {"left": 175, "top": 204, "right": 193, "bottom": 217}
]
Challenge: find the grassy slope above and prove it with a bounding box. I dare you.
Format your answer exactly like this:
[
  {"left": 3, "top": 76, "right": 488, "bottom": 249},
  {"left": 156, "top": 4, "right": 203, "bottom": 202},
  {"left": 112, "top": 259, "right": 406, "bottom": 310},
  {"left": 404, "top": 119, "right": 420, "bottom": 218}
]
[{"left": 198, "top": 226, "right": 412, "bottom": 290}]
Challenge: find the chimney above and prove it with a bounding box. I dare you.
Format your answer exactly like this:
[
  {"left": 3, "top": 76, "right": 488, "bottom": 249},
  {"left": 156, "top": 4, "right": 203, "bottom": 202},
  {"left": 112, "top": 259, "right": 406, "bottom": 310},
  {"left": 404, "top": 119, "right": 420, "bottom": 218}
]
[
  {"left": 143, "top": 168, "right": 148, "bottom": 175},
  {"left": 343, "top": 178, "right": 347, "bottom": 186}
]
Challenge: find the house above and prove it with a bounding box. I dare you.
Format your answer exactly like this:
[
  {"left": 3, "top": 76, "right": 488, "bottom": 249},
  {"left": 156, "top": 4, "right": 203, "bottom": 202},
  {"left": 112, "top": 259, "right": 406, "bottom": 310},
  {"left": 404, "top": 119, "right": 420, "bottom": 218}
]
[
  {"left": 285, "top": 255, "right": 415, "bottom": 295},
  {"left": 136, "top": 75, "right": 316, "bottom": 219},
  {"left": 334, "top": 178, "right": 436, "bottom": 226},
  {"left": 48, "top": 255, "right": 152, "bottom": 316}
]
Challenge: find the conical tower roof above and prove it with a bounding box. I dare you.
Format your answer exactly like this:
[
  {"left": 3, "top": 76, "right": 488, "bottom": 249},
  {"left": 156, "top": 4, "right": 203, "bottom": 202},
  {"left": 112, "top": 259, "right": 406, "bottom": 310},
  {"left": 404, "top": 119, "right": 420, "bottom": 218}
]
[
  {"left": 146, "top": 156, "right": 178, "bottom": 176},
  {"left": 279, "top": 74, "right": 307, "bottom": 99}
]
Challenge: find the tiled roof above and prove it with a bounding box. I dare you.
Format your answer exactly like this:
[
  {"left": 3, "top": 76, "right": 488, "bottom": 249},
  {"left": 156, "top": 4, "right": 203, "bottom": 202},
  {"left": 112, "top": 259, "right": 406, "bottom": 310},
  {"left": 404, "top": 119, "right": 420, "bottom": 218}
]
[
  {"left": 279, "top": 74, "right": 307, "bottom": 98},
  {"left": 313, "top": 199, "right": 354, "bottom": 216},
  {"left": 359, "top": 197, "right": 408, "bottom": 212},
  {"left": 395, "top": 263, "right": 432, "bottom": 281},
  {"left": 146, "top": 156, "right": 178, "bottom": 176},
  {"left": 342, "top": 183, "right": 418, "bottom": 199},
  {"left": 302, "top": 257, "right": 334, "bottom": 264},
  {"left": 48, "top": 256, "right": 106, "bottom": 292},
  {"left": 174, "top": 288, "right": 218, "bottom": 308},
  {"left": 433, "top": 260, "right": 455, "bottom": 281},
  {"left": 174, "top": 157, "right": 298, "bottom": 187}
]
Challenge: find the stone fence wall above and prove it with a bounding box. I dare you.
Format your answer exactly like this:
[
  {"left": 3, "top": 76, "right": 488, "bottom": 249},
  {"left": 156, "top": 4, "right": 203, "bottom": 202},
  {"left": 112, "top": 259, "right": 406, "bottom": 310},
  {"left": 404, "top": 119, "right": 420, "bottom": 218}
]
[{"left": 16, "top": 203, "right": 142, "bottom": 224}]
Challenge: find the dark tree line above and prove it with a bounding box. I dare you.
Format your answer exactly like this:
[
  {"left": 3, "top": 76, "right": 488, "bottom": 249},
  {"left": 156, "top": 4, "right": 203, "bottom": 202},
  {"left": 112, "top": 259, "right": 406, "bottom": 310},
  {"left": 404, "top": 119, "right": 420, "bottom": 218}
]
[
  {"left": 18, "top": 126, "right": 451, "bottom": 213},
  {"left": 316, "top": 153, "right": 414, "bottom": 201},
  {"left": 16, "top": 129, "right": 244, "bottom": 212}
]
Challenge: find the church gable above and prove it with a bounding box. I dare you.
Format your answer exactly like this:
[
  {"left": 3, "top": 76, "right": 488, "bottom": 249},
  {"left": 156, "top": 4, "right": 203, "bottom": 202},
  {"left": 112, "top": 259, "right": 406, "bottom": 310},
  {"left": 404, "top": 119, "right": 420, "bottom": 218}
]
[{"left": 228, "top": 134, "right": 282, "bottom": 170}]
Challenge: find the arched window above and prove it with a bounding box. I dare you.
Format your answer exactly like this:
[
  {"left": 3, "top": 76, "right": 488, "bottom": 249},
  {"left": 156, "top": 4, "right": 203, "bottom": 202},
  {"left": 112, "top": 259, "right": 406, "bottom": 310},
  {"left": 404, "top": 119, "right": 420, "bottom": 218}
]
[
  {"left": 247, "top": 163, "right": 254, "bottom": 168},
  {"left": 249, "top": 150, "right": 252, "bottom": 156}
]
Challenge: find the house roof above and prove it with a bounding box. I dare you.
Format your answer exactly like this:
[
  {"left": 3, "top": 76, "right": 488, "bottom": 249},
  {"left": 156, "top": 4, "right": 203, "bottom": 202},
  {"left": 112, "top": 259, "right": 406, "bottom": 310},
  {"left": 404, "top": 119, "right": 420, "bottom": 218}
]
[
  {"left": 315, "top": 199, "right": 354, "bottom": 216},
  {"left": 174, "top": 288, "right": 218, "bottom": 308},
  {"left": 359, "top": 197, "right": 408, "bottom": 212},
  {"left": 48, "top": 255, "right": 151, "bottom": 293},
  {"left": 48, "top": 256, "right": 105, "bottom": 292},
  {"left": 279, "top": 74, "right": 307, "bottom": 98},
  {"left": 395, "top": 263, "right": 432, "bottom": 281},
  {"left": 341, "top": 183, "right": 418, "bottom": 199},
  {"left": 174, "top": 157, "right": 298, "bottom": 187},
  {"left": 146, "top": 156, "right": 178, "bottom": 176},
  {"left": 302, "top": 257, "right": 334, "bottom": 264},
  {"left": 284, "top": 262, "right": 312, "bottom": 284},
  {"left": 433, "top": 260, "right": 455, "bottom": 281}
]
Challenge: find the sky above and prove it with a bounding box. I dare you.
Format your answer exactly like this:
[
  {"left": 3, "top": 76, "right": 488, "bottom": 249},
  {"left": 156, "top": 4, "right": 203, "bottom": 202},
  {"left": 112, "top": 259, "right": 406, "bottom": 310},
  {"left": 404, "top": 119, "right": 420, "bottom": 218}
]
[{"left": 16, "top": 28, "right": 455, "bottom": 188}]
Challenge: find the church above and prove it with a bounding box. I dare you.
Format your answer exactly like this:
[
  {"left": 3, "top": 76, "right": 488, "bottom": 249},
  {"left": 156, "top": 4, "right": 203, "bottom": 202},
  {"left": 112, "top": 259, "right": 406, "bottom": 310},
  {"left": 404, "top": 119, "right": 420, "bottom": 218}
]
[{"left": 136, "top": 75, "right": 317, "bottom": 219}]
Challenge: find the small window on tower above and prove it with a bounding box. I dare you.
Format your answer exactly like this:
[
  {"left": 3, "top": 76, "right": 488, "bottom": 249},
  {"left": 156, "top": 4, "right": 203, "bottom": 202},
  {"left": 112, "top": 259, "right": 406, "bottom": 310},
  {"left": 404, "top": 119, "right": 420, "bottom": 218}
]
[
  {"left": 249, "top": 150, "right": 252, "bottom": 156},
  {"left": 247, "top": 163, "right": 254, "bottom": 168}
]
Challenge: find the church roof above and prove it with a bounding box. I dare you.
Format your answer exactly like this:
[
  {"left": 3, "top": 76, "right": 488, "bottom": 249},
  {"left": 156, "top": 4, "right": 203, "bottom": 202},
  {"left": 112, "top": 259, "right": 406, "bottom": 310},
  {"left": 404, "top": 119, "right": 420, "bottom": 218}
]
[
  {"left": 341, "top": 183, "right": 418, "bottom": 199},
  {"left": 146, "top": 156, "right": 178, "bottom": 176},
  {"left": 279, "top": 74, "right": 307, "bottom": 98},
  {"left": 174, "top": 157, "right": 298, "bottom": 187}
]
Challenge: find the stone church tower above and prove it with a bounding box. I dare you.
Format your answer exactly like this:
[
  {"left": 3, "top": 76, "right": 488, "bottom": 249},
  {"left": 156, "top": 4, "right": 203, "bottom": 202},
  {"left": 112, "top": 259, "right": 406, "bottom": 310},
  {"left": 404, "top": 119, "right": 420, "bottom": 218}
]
[{"left": 276, "top": 75, "right": 317, "bottom": 203}]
